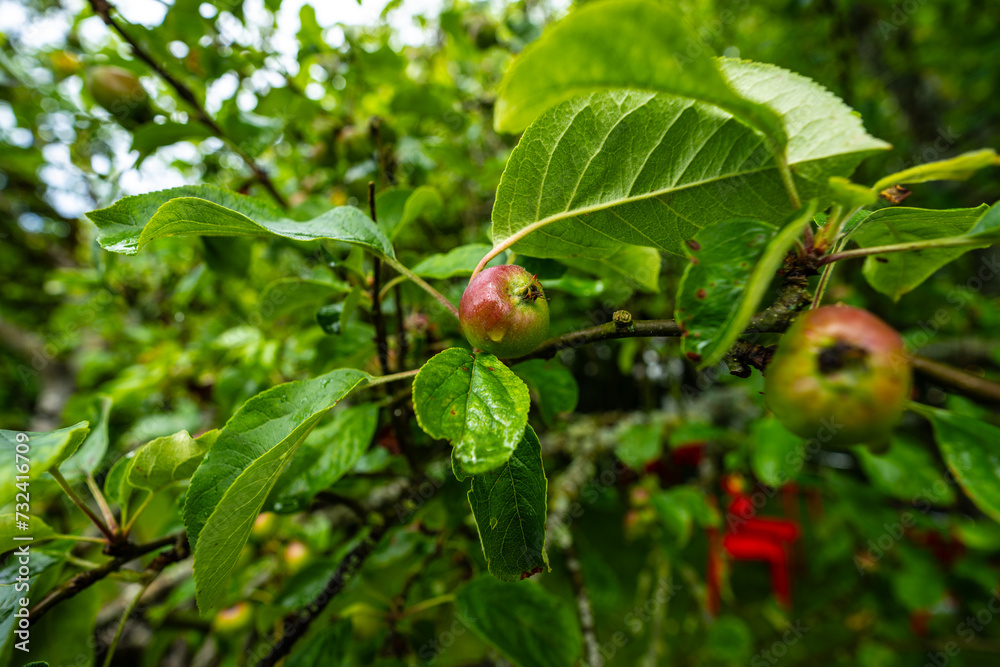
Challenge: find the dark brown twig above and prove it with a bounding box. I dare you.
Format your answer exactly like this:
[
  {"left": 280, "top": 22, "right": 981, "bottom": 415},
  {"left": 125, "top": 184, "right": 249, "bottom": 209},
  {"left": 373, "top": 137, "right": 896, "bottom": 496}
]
[
  {"left": 513, "top": 278, "right": 813, "bottom": 364},
  {"left": 255, "top": 523, "right": 387, "bottom": 667},
  {"left": 29, "top": 532, "right": 188, "bottom": 624},
  {"left": 87, "top": 0, "right": 288, "bottom": 208},
  {"left": 512, "top": 319, "right": 685, "bottom": 362},
  {"left": 394, "top": 284, "right": 409, "bottom": 372},
  {"left": 368, "top": 182, "right": 391, "bottom": 378},
  {"left": 368, "top": 183, "right": 418, "bottom": 471}
]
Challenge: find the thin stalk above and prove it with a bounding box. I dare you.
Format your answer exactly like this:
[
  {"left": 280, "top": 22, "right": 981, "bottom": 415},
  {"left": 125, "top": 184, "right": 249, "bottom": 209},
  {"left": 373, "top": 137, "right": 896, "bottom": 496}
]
[
  {"left": 367, "top": 369, "right": 419, "bottom": 389},
  {"left": 49, "top": 469, "right": 115, "bottom": 541},
  {"left": 63, "top": 554, "right": 103, "bottom": 569},
  {"left": 814, "top": 204, "right": 843, "bottom": 252},
  {"left": 811, "top": 263, "right": 836, "bottom": 309},
  {"left": 401, "top": 594, "right": 456, "bottom": 618},
  {"left": 102, "top": 577, "right": 153, "bottom": 667},
  {"left": 378, "top": 275, "right": 407, "bottom": 302},
  {"left": 775, "top": 154, "right": 802, "bottom": 210},
  {"left": 86, "top": 471, "right": 119, "bottom": 533},
  {"left": 54, "top": 534, "right": 109, "bottom": 545},
  {"left": 383, "top": 257, "right": 459, "bottom": 319},
  {"left": 123, "top": 491, "right": 154, "bottom": 535},
  {"left": 911, "top": 356, "right": 1000, "bottom": 404},
  {"left": 819, "top": 235, "right": 980, "bottom": 265}
]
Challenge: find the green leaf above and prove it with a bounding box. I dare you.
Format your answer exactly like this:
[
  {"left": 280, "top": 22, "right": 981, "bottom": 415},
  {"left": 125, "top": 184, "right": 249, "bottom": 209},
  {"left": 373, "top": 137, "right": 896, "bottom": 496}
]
[
  {"left": 512, "top": 359, "right": 579, "bottom": 425},
  {"left": 0, "top": 551, "right": 63, "bottom": 663},
  {"left": 751, "top": 417, "right": 805, "bottom": 488},
  {"left": 705, "top": 615, "right": 754, "bottom": 663},
  {"left": 852, "top": 206, "right": 990, "bottom": 301},
  {"left": 614, "top": 421, "right": 662, "bottom": 469},
  {"left": 540, "top": 275, "right": 606, "bottom": 297},
  {"left": 0, "top": 423, "right": 89, "bottom": 505},
  {"left": 0, "top": 514, "right": 56, "bottom": 552},
  {"left": 966, "top": 200, "right": 1000, "bottom": 241},
  {"left": 456, "top": 577, "right": 582, "bottom": 667},
  {"left": 259, "top": 278, "right": 351, "bottom": 318},
  {"left": 268, "top": 404, "right": 380, "bottom": 513},
  {"left": 315, "top": 303, "right": 345, "bottom": 335},
  {"left": 853, "top": 436, "right": 956, "bottom": 506},
  {"left": 340, "top": 285, "right": 364, "bottom": 333},
  {"left": 651, "top": 485, "right": 718, "bottom": 547},
  {"left": 413, "top": 349, "right": 530, "bottom": 475},
  {"left": 468, "top": 426, "right": 549, "bottom": 581},
  {"left": 872, "top": 149, "right": 998, "bottom": 192},
  {"left": 314, "top": 287, "right": 364, "bottom": 335},
  {"left": 183, "top": 368, "right": 370, "bottom": 612},
  {"left": 130, "top": 121, "right": 214, "bottom": 160},
  {"left": 564, "top": 245, "right": 662, "bottom": 294},
  {"left": 59, "top": 394, "right": 112, "bottom": 480},
  {"left": 893, "top": 552, "right": 947, "bottom": 611},
  {"left": 492, "top": 62, "right": 880, "bottom": 260},
  {"left": 677, "top": 204, "right": 815, "bottom": 367},
  {"left": 126, "top": 430, "right": 208, "bottom": 493},
  {"left": 910, "top": 403, "right": 1000, "bottom": 522},
  {"left": 86, "top": 185, "right": 395, "bottom": 259},
  {"left": 494, "top": 0, "right": 785, "bottom": 154},
  {"left": 411, "top": 244, "right": 497, "bottom": 279},
  {"left": 103, "top": 454, "right": 132, "bottom": 507},
  {"left": 828, "top": 176, "right": 878, "bottom": 209},
  {"left": 15, "top": 585, "right": 100, "bottom": 667},
  {"left": 375, "top": 185, "right": 442, "bottom": 239},
  {"left": 676, "top": 220, "right": 775, "bottom": 359}
]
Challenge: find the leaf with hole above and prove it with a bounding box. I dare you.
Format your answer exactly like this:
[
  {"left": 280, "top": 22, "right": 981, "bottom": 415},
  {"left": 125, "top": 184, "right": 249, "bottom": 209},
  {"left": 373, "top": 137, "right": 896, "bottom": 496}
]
[
  {"left": 676, "top": 204, "right": 814, "bottom": 367},
  {"left": 852, "top": 206, "right": 990, "bottom": 301}
]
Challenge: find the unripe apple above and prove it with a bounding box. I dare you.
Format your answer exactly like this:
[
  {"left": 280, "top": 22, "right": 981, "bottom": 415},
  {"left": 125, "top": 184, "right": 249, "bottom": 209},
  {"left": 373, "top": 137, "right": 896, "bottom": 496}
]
[
  {"left": 283, "top": 540, "right": 311, "bottom": 573},
  {"left": 342, "top": 602, "right": 384, "bottom": 639},
  {"left": 212, "top": 602, "right": 253, "bottom": 635},
  {"left": 459, "top": 265, "right": 549, "bottom": 358},
  {"left": 764, "top": 305, "right": 911, "bottom": 446},
  {"left": 85, "top": 65, "right": 153, "bottom": 125},
  {"left": 251, "top": 512, "right": 278, "bottom": 541}
]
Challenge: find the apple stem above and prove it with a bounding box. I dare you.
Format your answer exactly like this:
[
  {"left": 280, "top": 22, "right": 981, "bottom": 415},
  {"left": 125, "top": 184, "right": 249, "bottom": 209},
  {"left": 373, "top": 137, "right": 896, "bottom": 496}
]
[{"left": 367, "top": 369, "right": 419, "bottom": 388}]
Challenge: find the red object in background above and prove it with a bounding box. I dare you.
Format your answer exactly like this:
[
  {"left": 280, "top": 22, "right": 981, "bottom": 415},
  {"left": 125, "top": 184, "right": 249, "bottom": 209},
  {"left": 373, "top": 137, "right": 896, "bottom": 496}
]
[
  {"left": 376, "top": 424, "right": 402, "bottom": 456},
  {"left": 643, "top": 443, "right": 705, "bottom": 487},
  {"left": 706, "top": 527, "right": 723, "bottom": 616},
  {"left": 909, "top": 609, "right": 931, "bottom": 637},
  {"left": 907, "top": 529, "right": 966, "bottom": 567},
  {"left": 707, "top": 475, "right": 801, "bottom": 612},
  {"left": 723, "top": 533, "right": 792, "bottom": 607},
  {"left": 671, "top": 443, "right": 705, "bottom": 467}
]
